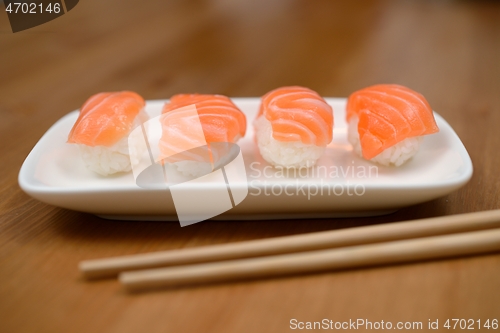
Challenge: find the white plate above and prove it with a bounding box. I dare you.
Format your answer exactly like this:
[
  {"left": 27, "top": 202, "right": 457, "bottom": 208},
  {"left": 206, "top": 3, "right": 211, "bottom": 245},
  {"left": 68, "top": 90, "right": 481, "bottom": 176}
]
[{"left": 18, "top": 98, "right": 473, "bottom": 220}]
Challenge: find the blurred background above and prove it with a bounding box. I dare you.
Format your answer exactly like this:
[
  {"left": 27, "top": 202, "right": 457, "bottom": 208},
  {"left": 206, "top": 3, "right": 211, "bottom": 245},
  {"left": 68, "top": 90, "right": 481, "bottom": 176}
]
[{"left": 2, "top": 1, "right": 499, "bottom": 102}]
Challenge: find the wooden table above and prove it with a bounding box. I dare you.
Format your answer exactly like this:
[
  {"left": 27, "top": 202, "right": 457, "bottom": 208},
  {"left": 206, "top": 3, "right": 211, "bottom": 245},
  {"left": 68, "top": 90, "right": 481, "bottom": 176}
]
[{"left": 1, "top": 1, "right": 499, "bottom": 332}]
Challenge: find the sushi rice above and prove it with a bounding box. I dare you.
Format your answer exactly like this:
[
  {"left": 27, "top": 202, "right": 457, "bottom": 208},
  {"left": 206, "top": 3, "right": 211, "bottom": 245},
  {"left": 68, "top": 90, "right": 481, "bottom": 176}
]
[
  {"left": 78, "top": 110, "right": 149, "bottom": 176},
  {"left": 254, "top": 115, "right": 325, "bottom": 169},
  {"left": 347, "top": 115, "right": 422, "bottom": 167}
]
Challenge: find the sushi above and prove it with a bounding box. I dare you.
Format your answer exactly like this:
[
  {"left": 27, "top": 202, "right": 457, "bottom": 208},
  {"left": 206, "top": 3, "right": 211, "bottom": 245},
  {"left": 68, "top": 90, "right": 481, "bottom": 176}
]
[
  {"left": 159, "top": 94, "right": 246, "bottom": 177},
  {"left": 67, "top": 91, "right": 148, "bottom": 176},
  {"left": 346, "top": 84, "right": 439, "bottom": 166},
  {"left": 254, "top": 86, "right": 334, "bottom": 168}
]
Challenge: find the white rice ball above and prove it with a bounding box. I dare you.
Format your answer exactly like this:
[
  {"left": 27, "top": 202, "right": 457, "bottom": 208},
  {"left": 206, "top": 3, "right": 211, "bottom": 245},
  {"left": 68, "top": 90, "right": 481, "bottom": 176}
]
[
  {"left": 170, "top": 141, "right": 241, "bottom": 178},
  {"left": 347, "top": 114, "right": 422, "bottom": 167},
  {"left": 171, "top": 160, "right": 213, "bottom": 178},
  {"left": 78, "top": 110, "right": 148, "bottom": 176},
  {"left": 254, "top": 115, "right": 325, "bottom": 168}
]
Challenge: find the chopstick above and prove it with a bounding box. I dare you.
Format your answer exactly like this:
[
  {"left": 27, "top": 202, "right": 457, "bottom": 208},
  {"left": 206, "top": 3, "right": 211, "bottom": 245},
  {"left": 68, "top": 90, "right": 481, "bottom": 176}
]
[
  {"left": 80, "top": 209, "right": 500, "bottom": 279},
  {"left": 120, "top": 228, "right": 500, "bottom": 290}
]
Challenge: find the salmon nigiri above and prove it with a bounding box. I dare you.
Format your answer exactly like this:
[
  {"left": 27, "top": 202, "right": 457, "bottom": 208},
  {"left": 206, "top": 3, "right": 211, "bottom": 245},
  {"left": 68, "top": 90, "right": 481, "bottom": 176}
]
[
  {"left": 159, "top": 94, "right": 246, "bottom": 177},
  {"left": 346, "top": 84, "right": 439, "bottom": 166},
  {"left": 254, "top": 86, "right": 334, "bottom": 168},
  {"left": 162, "top": 94, "right": 246, "bottom": 143},
  {"left": 68, "top": 91, "right": 148, "bottom": 175}
]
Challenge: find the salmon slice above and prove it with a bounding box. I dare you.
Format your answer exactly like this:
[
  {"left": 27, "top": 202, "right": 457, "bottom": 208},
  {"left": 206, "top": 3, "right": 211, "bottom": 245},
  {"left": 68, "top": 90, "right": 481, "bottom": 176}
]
[
  {"left": 68, "top": 91, "right": 145, "bottom": 147},
  {"left": 346, "top": 84, "right": 439, "bottom": 159},
  {"left": 258, "top": 86, "right": 333, "bottom": 146},
  {"left": 159, "top": 94, "right": 246, "bottom": 164},
  {"left": 162, "top": 94, "right": 246, "bottom": 143}
]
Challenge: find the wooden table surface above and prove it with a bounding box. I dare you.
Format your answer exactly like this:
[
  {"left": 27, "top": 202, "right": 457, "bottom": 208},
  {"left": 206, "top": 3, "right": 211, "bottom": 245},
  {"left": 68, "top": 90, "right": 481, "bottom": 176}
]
[{"left": 1, "top": 1, "right": 500, "bottom": 332}]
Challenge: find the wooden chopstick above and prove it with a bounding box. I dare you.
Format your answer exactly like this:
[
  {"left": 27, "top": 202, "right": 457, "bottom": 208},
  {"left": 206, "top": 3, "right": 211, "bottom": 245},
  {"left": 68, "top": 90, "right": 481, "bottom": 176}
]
[
  {"left": 80, "top": 209, "right": 500, "bottom": 279},
  {"left": 119, "top": 228, "right": 500, "bottom": 290}
]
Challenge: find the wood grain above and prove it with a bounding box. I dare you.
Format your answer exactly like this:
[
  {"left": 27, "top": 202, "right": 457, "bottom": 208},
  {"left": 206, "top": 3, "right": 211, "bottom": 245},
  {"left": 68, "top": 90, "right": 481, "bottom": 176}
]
[{"left": 1, "top": 0, "right": 500, "bottom": 332}]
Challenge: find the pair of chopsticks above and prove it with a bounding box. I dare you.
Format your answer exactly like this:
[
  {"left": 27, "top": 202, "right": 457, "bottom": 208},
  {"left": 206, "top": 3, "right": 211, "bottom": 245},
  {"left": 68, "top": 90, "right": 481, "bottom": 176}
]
[{"left": 80, "top": 209, "right": 500, "bottom": 291}]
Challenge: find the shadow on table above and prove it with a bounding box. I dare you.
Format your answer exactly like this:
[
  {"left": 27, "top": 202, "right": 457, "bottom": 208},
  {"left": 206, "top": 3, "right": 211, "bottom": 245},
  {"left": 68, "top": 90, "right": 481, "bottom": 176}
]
[{"left": 51, "top": 198, "right": 450, "bottom": 246}]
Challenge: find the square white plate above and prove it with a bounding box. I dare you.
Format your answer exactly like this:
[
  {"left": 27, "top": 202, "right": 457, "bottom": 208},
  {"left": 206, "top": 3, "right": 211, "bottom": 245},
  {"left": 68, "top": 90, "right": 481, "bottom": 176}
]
[{"left": 18, "top": 98, "right": 473, "bottom": 220}]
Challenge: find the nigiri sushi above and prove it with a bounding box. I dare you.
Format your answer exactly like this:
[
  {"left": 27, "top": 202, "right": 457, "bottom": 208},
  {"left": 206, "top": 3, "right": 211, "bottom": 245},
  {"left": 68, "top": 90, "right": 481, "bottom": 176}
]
[
  {"left": 346, "top": 84, "right": 439, "bottom": 166},
  {"left": 160, "top": 94, "right": 246, "bottom": 177},
  {"left": 68, "top": 91, "right": 148, "bottom": 176},
  {"left": 254, "top": 86, "right": 334, "bottom": 168}
]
